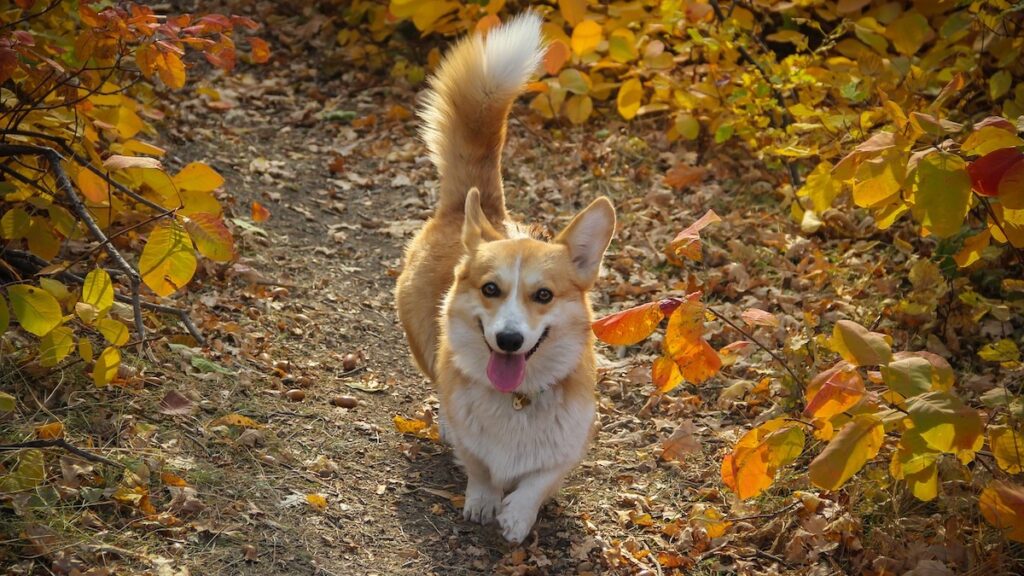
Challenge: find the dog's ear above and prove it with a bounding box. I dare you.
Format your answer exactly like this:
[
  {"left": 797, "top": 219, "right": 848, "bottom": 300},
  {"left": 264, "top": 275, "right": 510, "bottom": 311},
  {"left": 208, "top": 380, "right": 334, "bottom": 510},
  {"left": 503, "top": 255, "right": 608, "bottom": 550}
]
[
  {"left": 556, "top": 197, "right": 616, "bottom": 286},
  {"left": 462, "top": 188, "right": 502, "bottom": 252}
]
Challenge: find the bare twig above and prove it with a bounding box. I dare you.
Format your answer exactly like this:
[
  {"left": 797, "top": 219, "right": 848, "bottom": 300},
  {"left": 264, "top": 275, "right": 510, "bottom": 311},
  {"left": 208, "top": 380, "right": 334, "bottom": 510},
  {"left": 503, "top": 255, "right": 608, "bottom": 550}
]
[
  {"left": 706, "top": 305, "right": 805, "bottom": 391},
  {"left": 0, "top": 439, "right": 124, "bottom": 469},
  {"left": 0, "top": 144, "right": 150, "bottom": 345}
]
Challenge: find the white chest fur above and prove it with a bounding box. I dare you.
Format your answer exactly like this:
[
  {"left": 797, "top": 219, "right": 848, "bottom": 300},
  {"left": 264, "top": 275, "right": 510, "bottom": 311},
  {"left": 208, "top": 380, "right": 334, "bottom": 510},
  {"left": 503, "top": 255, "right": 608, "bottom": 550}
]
[{"left": 446, "top": 382, "right": 595, "bottom": 489}]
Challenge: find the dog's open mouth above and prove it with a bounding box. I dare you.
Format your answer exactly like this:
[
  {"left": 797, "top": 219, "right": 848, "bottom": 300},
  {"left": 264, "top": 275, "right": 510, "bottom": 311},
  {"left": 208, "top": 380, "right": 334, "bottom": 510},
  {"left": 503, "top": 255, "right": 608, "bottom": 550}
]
[{"left": 479, "top": 321, "right": 549, "bottom": 393}]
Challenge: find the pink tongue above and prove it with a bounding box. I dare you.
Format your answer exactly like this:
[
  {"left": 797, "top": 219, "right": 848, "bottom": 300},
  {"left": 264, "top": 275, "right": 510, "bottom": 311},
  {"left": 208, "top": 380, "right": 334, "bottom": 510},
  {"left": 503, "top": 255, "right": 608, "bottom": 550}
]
[{"left": 487, "top": 352, "right": 527, "bottom": 392}]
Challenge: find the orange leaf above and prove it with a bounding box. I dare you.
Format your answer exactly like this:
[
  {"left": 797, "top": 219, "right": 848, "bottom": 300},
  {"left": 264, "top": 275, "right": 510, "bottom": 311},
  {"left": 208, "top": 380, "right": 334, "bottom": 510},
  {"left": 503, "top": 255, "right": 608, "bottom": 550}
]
[
  {"left": 306, "top": 493, "right": 328, "bottom": 511},
  {"left": 721, "top": 419, "right": 805, "bottom": 500},
  {"left": 592, "top": 301, "right": 664, "bottom": 346},
  {"left": 543, "top": 40, "right": 570, "bottom": 75},
  {"left": 663, "top": 295, "right": 721, "bottom": 384},
  {"left": 802, "top": 361, "right": 865, "bottom": 420},
  {"left": 248, "top": 37, "right": 270, "bottom": 64},
  {"left": 663, "top": 163, "right": 707, "bottom": 191},
  {"left": 394, "top": 415, "right": 440, "bottom": 442},
  {"left": 182, "top": 213, "right": 235, "bottom": 262},
  {"left": 980, "top": 481, "right": 1024, "bottom": 542},
  {"left": 76, "top": 168, "right": 110, "bottom": 203},
  {"left": 476, "top": 14, "right": 500, "bottom": 36},
  {"left": 161, "top": 472, "right": 188, "bottom": 487},
  {"left": 35, "top": 421, "right": 64, "bottom": 440},
  {"left": 209, "top": 413, "right": 262, "bottom": 429},
  {"left": 157, "top": 51, "right": 186, "bottom": 89},
  {"left": 673, "top": 339, "right": 722, "bottom": 385},
  {"left": 251, "top": 201, "right": 271, "bottom": 222},
  {"left": 666, "top": 209, "right": 721, "bottom": 262},
  {"left": 653, "top": 355, "right": 684, "bottom": 393}
]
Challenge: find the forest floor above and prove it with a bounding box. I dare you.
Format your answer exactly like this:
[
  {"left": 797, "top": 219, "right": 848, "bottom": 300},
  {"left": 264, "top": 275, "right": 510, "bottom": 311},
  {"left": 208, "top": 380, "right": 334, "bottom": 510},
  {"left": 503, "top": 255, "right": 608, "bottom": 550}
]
[{"left": 5, "top": 9, "right": 1023, "bottom": 576}]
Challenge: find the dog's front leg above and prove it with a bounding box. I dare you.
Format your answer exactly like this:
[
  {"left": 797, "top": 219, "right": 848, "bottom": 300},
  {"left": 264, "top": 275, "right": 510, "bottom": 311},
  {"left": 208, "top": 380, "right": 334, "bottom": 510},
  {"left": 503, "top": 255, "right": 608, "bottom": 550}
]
[
  {"left": 459, "top": 451, "right": 503, "bottom": 525},
  {"left": 497, "top": 466, "right": 570, "bottom": 544}
]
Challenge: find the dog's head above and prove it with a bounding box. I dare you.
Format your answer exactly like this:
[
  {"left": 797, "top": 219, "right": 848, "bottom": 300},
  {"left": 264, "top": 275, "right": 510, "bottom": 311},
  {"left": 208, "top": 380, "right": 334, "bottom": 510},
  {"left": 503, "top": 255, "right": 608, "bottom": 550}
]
[{"left": 444, "top": 189, "right": 615, "bottom": 394}]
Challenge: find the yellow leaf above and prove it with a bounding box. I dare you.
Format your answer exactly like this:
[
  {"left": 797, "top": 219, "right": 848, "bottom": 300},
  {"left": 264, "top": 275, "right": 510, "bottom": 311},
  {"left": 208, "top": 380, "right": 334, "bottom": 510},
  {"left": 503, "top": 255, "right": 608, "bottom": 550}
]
[
  {"left": 979, "top": 339, "right": 1020, "bottom": 363},
  {"left": 608, "top": 28, "right": 637, "bottom": 62},
  {"left": 652, "top": 355, "right": 684, "bottom": 394},
  {"left": 35, "top": 421, "right": 64, "bottom": 440},
  {"left": 570, "top": 19, "right": 602, "bottom": 57},
  {"left": 139, "top": 220, "right": 197, "bottom": 297},
  {"left": 98, "top": 317, "right": 130, "bottom": 346},
  {"left": 306, "top": 493, "right": 328, "bottom": 511},
  {"left": 906, "top": 391, "right": 984, "bottom": 462},
  {"left": 830, "top": 320, "right": 892, "bottom": 366},
  {"left": 559, "top": 0, "right": 588, "bottom": 26},
  {"left": 961, "top": 126, "right": 1024, "bottom": 157},
  {"left": 78, "top": 337, "right": 93, "bottom": 363},
  {"left": 884, "top": 11, "right": 933, "bottom": 56},
  {"left": 8, "top": 285, "right": 62, "bottom": 337},
  {"left": 93, "top": 346, "right": 121, "bottom": 387},
  {"left": 797, "top": 161, "right": 841, "bottom": 213},
  {"left": 990, "top": 426, "right": 1024, "bottom": 474},
  {"left": 209, "top": 413, "right": 263, "bottom": 428},
  {"left": 889, "top": 428, "right": 939, "bottom": 501},
  {"left": 394, "top": 415, "right": 440, "bottom": 441},
  {"left": 157, "top": 51, "right": 186, "bottom": 89},
  {"left": 616, "top": 78, "right": 642, "bottom": 120},
  {"left": 911, "top": 152, "right": 971, "bottom": 239},
  {"left": 173, "top": 162, "right": 225, "bottom": 192},
  {"left": 563, "top": 94, "right": 592, "bottom": 125},
  {"left": 809, "top": 413, "right": 884, "bottom": 491},
  {"left": 39, "top": 326, "right": 74, "bottom": 367},
  {"left": 954, "top": 229, "right": 991, "bottom": 268},
  {"left": 979, "top": 481, "right": 1024, "bottom": 542},
  {"left": 0, "top": 449, "right": 45, "bottom": 493},
  {"left": 690, "top": 505, "right": 731, "bottom": 538},
  {"left": 0, "top": 294, "right": 8, "bottom": 334},
  {"left": 82, "top": 268, "right": 114, "bottom": 313}
]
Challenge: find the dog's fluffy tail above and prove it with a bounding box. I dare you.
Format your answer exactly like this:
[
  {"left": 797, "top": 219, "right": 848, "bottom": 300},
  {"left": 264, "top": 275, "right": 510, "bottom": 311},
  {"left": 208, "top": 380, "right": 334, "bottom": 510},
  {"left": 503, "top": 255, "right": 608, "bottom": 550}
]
[{"left": 420, "top": 12, "right": 543, "bottom": 221}]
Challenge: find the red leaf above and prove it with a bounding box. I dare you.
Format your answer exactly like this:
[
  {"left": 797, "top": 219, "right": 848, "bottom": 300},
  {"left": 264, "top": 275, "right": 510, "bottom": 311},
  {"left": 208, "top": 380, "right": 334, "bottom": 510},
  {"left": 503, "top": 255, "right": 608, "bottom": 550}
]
[
  {"left": 592, "top": 301, "right": 664, "bottom": 346},
  {"left": 968, "top": 148, "right": 1024, "bottom": 197}
]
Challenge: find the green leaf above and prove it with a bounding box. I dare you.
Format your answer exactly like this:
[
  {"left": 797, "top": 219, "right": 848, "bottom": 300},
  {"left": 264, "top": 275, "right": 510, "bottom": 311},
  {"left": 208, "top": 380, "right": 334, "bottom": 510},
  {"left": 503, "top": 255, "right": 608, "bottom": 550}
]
[
  {"left": 39, "top": 326, "right": 74, "bottom": 367},
  {"left": 82, "top": 268, "right": 114, "bottom": 313},
  {"left": 979, "top": 339, "right": 1020, "bottom": 363},
  {"left": 674, "top": 114, "right": 700, "bottom": 141},
  {"left": 990, "top": 70, "right": 1012, "bottom": 101},
  {"left": 809, "top": 413, "right": 884, "bottom": 491},
  {"left": 608, "top": 28, "right": 638, "bottom": 63},
  {"left": 191, "top": 356, "right": 236, "bottom": 374},
  {"left": 0, "top": 449, "right": 45, "bottom": 493},
  {"left": 1, "top": 206, "right": 30, "bottom": 239},
  {"left": 558, "top": 69, "right": 590, "bottom": 95},
  {"left": 139, "top": 220, "right": 197, "bottom": 297},
  {"left": 881, "top": 357, "right": 932, "bottom": 398},
  {"left": 911, "top": 152, "right": 971, "bottom": 239},
  {"left": 906, "top": 391, "right": 984, "bottom": 462},
  {"left": 0, "top": 391, "right": 15, "bottom": 414},
  {"left": 0, "top": 293, "right": 9, "bottom": 334},
  {"left": 7, "top": 285, "right": 63, "bottom": 337}
]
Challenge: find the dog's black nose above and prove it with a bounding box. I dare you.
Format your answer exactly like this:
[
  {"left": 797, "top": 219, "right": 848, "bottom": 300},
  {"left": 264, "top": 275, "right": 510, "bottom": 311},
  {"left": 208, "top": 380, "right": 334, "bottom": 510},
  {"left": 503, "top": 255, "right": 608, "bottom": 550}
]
[{"left": 496, "top": 331, "right": 524, "bottom": 352}]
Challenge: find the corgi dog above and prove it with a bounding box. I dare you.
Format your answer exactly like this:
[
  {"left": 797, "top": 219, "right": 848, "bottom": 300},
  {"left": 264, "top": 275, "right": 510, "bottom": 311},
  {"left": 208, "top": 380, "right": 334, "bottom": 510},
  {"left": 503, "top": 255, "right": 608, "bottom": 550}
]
[{"left": 395, "top": 13, "right": 616, "bottom": 544}]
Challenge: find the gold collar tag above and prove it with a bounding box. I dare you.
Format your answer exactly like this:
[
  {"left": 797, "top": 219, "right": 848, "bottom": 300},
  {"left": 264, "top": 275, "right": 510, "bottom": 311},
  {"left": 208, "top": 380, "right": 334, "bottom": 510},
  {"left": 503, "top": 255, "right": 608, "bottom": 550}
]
[{"left": 512, "top": 392, "right": 531, "bottom": 410}]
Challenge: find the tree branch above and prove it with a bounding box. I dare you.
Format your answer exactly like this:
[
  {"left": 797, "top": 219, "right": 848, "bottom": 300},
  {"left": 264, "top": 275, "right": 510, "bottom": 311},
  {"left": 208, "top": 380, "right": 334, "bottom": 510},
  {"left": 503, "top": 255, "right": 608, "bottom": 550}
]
[
  {"left": 0, "top": 143, "right": 150, "bottom": 345},
  {"left": 0, "top": 438, "right": 124, "bottom": 469}
]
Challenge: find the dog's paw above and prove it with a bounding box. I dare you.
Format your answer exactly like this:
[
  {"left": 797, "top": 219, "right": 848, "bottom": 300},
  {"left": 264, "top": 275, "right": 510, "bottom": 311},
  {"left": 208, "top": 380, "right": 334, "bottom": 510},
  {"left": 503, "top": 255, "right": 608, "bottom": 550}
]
[
  {"left": 463, "top": 485, "right": 502, "bottom": 524},
  {"left": 497, "top": 499, "right": 538, "bottom": 544}
]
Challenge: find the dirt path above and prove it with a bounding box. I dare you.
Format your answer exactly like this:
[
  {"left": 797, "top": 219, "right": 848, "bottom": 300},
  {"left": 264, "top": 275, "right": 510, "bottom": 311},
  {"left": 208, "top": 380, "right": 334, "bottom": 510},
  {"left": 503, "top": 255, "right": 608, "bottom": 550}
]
[{"left": 141, "top": 61, "right": 744, "bottom": 575}]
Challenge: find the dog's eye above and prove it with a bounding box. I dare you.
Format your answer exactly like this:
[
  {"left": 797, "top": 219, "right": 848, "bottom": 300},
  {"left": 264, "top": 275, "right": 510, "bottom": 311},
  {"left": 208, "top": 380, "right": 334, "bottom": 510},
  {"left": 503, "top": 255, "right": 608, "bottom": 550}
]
[
  {"left": 533, "top": 288, "right": 553, "bottom": 304},
  {"left": 481, "top": 282, "right": 501, "bottom": 298}
]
